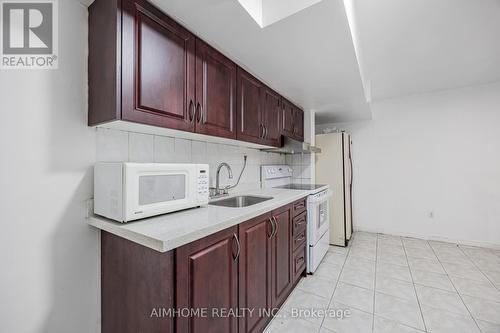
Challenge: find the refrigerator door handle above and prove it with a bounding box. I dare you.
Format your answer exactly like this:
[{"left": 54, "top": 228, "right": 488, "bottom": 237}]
[{"left": 350, "top": 157, "right": 353, "bottom": 186}]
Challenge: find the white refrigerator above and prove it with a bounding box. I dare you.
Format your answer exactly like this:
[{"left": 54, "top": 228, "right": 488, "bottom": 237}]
[{"left": 315, "top": 132, "right": 353, "bottom": 246}]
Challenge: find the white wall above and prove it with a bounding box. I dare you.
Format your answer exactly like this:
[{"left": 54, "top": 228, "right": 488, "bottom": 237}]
[
  {"left": 0, "top": 1, "right": 99, "bottom": 332},
  {"left": 317, "top": 82, "right": 500, "bottom": 247}
]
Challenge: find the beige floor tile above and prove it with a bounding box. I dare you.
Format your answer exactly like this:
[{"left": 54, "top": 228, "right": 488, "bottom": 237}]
[{"left": 375, "top": 292, "right": 425, "bottom": 330}]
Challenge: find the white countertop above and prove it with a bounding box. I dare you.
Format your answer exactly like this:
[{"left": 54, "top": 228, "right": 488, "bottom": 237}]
[{"left": 87, "top": 187, "right": 325, "bottom": 252}]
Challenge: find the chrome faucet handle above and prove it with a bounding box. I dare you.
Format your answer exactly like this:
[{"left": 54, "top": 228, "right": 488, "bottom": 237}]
[{"left": 209, "top": 187, "right": 229, "bottom": 199}]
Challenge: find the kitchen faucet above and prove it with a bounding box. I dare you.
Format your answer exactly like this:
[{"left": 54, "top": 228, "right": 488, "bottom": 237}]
[{"left": 210, "top": 162, "right": 233, "bottom": 198}]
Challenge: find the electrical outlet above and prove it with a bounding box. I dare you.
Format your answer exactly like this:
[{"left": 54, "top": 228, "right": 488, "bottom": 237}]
[{"left": 428, "top": 211, "right": 434, "bottom": 219}]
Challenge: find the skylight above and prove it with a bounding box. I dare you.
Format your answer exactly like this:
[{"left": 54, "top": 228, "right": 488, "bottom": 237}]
[{"left": 238, "top": 0, "right": 324, "bottom": 28}]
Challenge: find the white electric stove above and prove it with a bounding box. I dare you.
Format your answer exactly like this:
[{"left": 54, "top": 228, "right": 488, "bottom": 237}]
[{"left": 261, "top": 165, "right": 332, "bottom": 273}]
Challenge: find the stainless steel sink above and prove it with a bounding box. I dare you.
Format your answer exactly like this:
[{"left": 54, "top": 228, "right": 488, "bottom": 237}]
[{"left": 209, "top": 195, "right": 273, "bottom": 208}]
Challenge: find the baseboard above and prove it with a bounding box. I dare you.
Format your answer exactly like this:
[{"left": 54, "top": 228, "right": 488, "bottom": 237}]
[{"left": 353, "top": 227, "right": 500, "bottom": 250}]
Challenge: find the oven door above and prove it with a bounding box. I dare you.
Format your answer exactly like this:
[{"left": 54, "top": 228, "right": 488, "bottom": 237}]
[
  {"left": 124, "top": 163, "right": 198, "bottom": 221},
  {"left": 307, "top": 190, "right": 332, "bottom": 246}
]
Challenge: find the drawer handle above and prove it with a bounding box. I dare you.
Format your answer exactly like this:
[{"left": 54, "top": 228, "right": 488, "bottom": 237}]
[
  {"left": 295, "top": 202, "right": 305, "bottom": 209},
  {"left": 296, "top": 219, "right": 306, "bottom": 226},
  {"left": 296, "top": 256, "right": 304, "bottom": 265},
  {"left": 296, "top": 235, "right": 305, "bottom": 243}
]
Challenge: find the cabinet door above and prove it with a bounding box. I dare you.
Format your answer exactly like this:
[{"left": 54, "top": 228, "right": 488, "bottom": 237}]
[
  {"left": 262, "top": 87, "right": 282, "bottom": 147},
  {"left": 238, "top": 214, "right": 273, "bottom": 333},
  {"left": 195, "top": 38, "right": 237, "bottom": 139},
  {"left": 294, "top": 107, "right": 304, "bottom": 142},
  {"left": 122, "top": 0, "right": 195, "bottom": 132},
  {"left": 101, "top": 232, "right": 175, "bottom": 333},
  {"left": 270, "top": 205, "right": 293, "bottom": 308},
  {"left": 281, "top": 99, "right": 295, "bottom": 138},
  {"left": 176, "top": 226, "right": 239, "bottom": 333},
  {"left": 237, "top": 69, "right": 264, "bottom": 144}
]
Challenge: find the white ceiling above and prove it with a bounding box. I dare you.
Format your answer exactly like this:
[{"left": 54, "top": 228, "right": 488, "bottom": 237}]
[
  {"left": 352, "top": 0, "right": 500, "bottom": 101},
  {"left": 150, "top": 0, "right": 371, "bottom": 124}
]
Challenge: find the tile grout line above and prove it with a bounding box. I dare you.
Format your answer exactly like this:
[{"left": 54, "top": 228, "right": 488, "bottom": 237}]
[
  {"left": 371, "top": 235, "right": 379, "bottom": 333},
  {"left": 401, "top": 239, "right": 429, "bottom": 333},
  {"left": 458, "top": 245, "right": 500, "bottom": 294},
  {"left": 428, "top": 244, "right": 483, "bottom": 332},
  {"left": 321, "top": 239, "right": 352, "bottom": 331}
]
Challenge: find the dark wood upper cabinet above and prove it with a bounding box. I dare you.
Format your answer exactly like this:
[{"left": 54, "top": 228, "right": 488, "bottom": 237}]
[
  {"left": 281, "top": 99, "right": 295, "bottom": 138},
  {"left": 89, "top": 0, "right": 304, "bottom": 145},
  {"left": 236, "top": 69, "right": 264, "bottom": 144},
  {"left": 121, "top": 0, "right": 195, "bottom": 131},
  {"left": 270, "top": 204, "right": 293, "bottom": 308},
  {"left": 238, "top": 213, "right": 273, "bottom": 333},
  {"left": 262, "top": 87, "right": 282, "bottom": 147},
  {"left": 176, "top": 226, "right": 239, "bottom": 333},
  {"left": 294, "top": 107, "right": 304, "bottom": 142},
  {"left": 195, "top": 38, "right": 237, "bottom": 139},
  {"left": 281, "top": 99, "right": 304, "bottom": 142}
]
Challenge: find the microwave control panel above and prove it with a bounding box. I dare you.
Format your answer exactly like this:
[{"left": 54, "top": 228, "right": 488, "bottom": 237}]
[{"left": 196, "top": 165, "right": 209, "bottom": 203}]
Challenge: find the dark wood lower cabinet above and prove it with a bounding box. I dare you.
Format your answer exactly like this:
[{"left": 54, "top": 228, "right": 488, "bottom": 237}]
[
  {"left": 176, "top": 226, "right": 239, "bottom": 333},
  {"left": 270, "top": 205, "right": 293, "bottom": 308},
  {"left": 101, "top": 231, "right": 175, "bottom": 333},
  {"left": 238, "top": 213, "right": 273, "bottom": 333},
  {"left": 100, "top": 198, "right": 308, "bottom": 333},
  {"left": 292, "top": 244, "right": 307, "bottom": 284}
]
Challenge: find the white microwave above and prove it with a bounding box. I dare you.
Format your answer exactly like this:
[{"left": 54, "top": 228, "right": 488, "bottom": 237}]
[{"left": 94, "top": 163, "right": 209, "bottom": 222}]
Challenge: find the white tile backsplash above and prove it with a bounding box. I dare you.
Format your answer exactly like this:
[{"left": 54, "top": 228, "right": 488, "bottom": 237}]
[
  {"left": 191, "top": 141, "right": 207, "bottom": 164},
  {"left": 129, "top": 132, "right": 153, "bottom": 162},
  {"left": 95, "top": 128, "right": 288, "bottom": 191},
  {"left": 96, "top": 128, "right": 129, "bottom": 162},
  {"left": 287, "top": 152, "right": 314, "bottom": 184},
  {"left": 153, "top": 135, "right": 174, "bottom": 162},
  {"left": 173, "top": 138, "right": 192, "bottom": 163}
]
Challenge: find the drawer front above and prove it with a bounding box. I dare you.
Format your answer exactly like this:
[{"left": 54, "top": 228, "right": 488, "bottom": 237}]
[
  {"left": 292, "top": 198, "right": 306, "bottom": 216},
  {"left": 292, "top": 211, "right": 307, "bottom": 236},
  {"left": 292, "top": 245, "right": 307, "bottom": 283},
  {"left": 293, "top": 229, "right": 306, "bottom": 252}
]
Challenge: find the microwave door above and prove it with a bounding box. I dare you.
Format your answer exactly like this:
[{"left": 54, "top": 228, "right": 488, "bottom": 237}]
[
  {"left": 125, "top": 164, "right": 197, "bottom": 221},
  {"left": 138, "top": 174, "right": 187, "bottom": 206}
]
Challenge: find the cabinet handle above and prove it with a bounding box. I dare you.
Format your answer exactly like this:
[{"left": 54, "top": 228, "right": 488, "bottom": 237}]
[
  {"left": 196, "top": 102, "right": 202, "bottom": 123},
  {"left": 200, "top": 104, "right": 205, "bottom": 124},
  {"left": 296, "top": 256, "right": 305, "bottom": 266},
  {"left": 188, "top": 100, "right": 194, "bottom": 121},
  {"left": 264, "top": 125, "right": 268, "bottom": 139},
  {"left": 259, "top": 124, "right": 264, "bottom": 138},
  {"left": 268, "top": 217, "right": 275, "bottom": 239},
  {"left": 196, "top": 102, "right": 204, "bottom": 124},
  {"left": 271, "top": 216, "right": 278, "bottom": 238},
  {"left": 232, "top": 233, "right": 240, "bottom": 261},
  {"left": 294, "top": 201, "right": 305, "bottom": 210}
]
